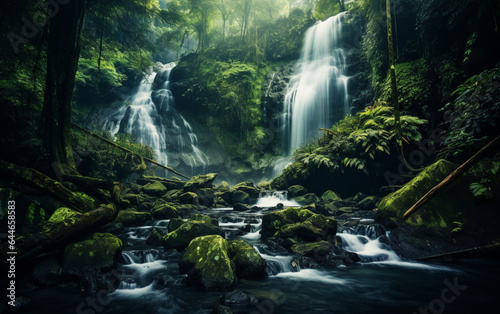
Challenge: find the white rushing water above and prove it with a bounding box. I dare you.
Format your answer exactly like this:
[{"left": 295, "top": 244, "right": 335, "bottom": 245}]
[
  {"left": 102, "top": 63, "right": 208, "bottom": 176},
  {"left": 253, "top": 191, "right": 300, "bottom": 207},
  {"left": 276, "top": 12, "right": 351, "bottom": 176}
]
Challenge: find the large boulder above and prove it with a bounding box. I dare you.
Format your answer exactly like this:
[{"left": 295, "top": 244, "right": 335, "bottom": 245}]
[
  {"left": 228, "top": 240, "right": 267, "bottom": 278},
  {"left": 63, "top": 233, "right": 122, "bottom": 269},
  {"left": 261, "top": 207, "right": 315, "bottom": 239},
  {"left": 168, "top": 214, "right": 218, "bottom": 233},
  {"left": 231, "top": 190, "right": 249, "bottom": 204},
  {"left": 184, "top": 173, "right": 218, "bottom": 192},
  {"left": 163, "top": 221, "right": 224, "bottom": 251},
  {"left": 179, "top": 235, "right": 235, "bottom": 289},
  {"left": 290, "top": 241, "right": 331, "bottom": 258},
  {"left": 48, "top": 207, "right": 84, "bottom": 226},
  {"left": 262, "top": 208, "right": 337, "bottom": 242},
  {"left": 142, "top": 181, "right": 168, "bottom": 197}
]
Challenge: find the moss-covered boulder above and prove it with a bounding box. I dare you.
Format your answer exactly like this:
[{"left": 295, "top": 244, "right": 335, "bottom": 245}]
[
  {"left": 153, "top": 203, "right": 179, "bottom": 219},
  {"left": 261, "top": 207, "right": 315, "bottom": 238},
  {"left": 163, "top": 221, "right": 224, "bottom": 251},
  {"left": 321, "top": 190, "right": 341, "bottom": 203},
  {"left": 196, "top": 188, "right": 215, "bottom": 207},
  {"left": 146, "top": 227, "right": 167, "bottom": 246},
  {"left": 228, "top": 240, "right": 267, "bottom": 278},
  {"left": 168, "top": 214, "right": 218, "bottom": 234},
  {"left": 142, "top": 181, "right": 168, "bottom": 197},
  {"left": 114, "top": 210, "right": 152, "bottom": 226},
  {"left": 122, "top": 194, "right": 142, "bottom": 206},
  {"left": 217, "top": 181, "right": 231, "bottom": 193},
  {"left": 231, "top": 190, "right": 249, "bottom": 204},
  {"left": 290, "top": 241, "right": 331, "bottom": 257},
  {"left": 179, "top": 192, "right": 199, "bottom": 205},
  {"left": 262, "top": 208, "right": 336, "bottom": 242},
  {"left": 233, "top": 182, "right": 260, "bottom": 201},
  {"left": 179, "top": 235, "right": 235, "bottom": 289},
  {"left": 63, "top": 233, "right": 122, "bottom": 269},
  {"left": 288, "top": 185, "right": 307, "bottom": 198},
  {"left": 184, "top": 173, "right": 218, "bottom": 192},
  {"left": 293, "top": 193, "right": 320, "bottom": 205}
]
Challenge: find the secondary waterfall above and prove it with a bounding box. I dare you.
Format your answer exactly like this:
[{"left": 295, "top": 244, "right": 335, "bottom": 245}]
[
  {"left": 279, "top": 12, "right": 351, "bottom": 168},
  {"left": 102, "top": 63, "right": 208, "bottom": 176}
]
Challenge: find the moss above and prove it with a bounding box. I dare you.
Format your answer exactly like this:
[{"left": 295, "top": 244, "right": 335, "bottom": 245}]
[
  {"left": 163, "top": 221, "right": 224, "bottom": 251},
  {"left": 153, "top": 203, "right": 179, "bottom": 219},
  {"left": 183, "top": 173, "right": 218, "bottom": 192},
  {"left": 179, "top": 235, "right": 235, "bottom": 289},
  {"left": 74, "top": 192, "right": 98, "bottom": 208},
  {"left": 179, "top": 192, "right": 199, "bottom": 205},
  {"left": 378, "top": 159, "right": 468, "bottom": 231},
  {"left": 114, "top": 210, "right": 152, "bottom": 226},
  {"left": 290, "top": 241, "right": 331, "bottom": 257},
  {"left": 261, "top": 207, "right": 315, "bottom": 238},
  {"left": 293, "top": 193, "right": 320, "bottom": 205},
  {"left": 321, "top": 190, "right": 341, "bottom": 203},
  {"left": 48, "top": 207, "right": 84, "bottom": 226},
  {"left": 142, "top": 181, "right": 167, "bottom": 197},
  {"left": 228, "top": 240, "right": 267, "bottom": 278},
  {"left": 63, "top": 233, "right": 122, "bottom": 269}
]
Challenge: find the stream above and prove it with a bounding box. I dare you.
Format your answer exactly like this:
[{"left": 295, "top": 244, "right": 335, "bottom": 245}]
[{"left": 20, "top": 194, "right": 499, "bottom": 314}]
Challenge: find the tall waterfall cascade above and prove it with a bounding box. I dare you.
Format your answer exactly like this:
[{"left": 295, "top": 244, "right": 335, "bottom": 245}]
[
  {"left": 102, "top": 63, "right": 208, "bottom": 176},
  {"left": 275, "top": 12, "right": 351, "bottom": 175}
]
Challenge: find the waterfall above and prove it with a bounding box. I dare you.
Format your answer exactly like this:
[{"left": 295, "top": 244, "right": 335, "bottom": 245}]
[
  {"left": 102, "top": 63, "right": 208, "bottom": 176},
  {"left": 277, "top": 12, "right": 351, "bottom": 174}
]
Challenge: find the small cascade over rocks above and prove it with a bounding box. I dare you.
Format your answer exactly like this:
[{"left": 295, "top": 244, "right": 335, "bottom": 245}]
[
  {"left": 102, "top": 62, "right": 208, "bottom": 176},
  {"left": 253, "top": 190, "right": 300, "bottom": 208}
]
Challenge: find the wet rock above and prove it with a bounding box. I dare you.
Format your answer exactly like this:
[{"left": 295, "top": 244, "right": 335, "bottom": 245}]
[
  {"left": 263, "top": 208, "right": 337, "bottom": 243},
  {"left": 231, "top": 190, "right": 249, "bottom": 204},
  {"left": 153, "top": 203, "right": 179, "bottom": 219},
  {"left": 142, "top": 181, "right": 168, "bottom": 197},
  {"left": 163, "top": 221, "right": 224, "bottom": 251},
  {"left": 287, "top": 185, "right": 307, "bottom": 197},
  {"left": 63, "top": 233, "right": 122, "bottom": 269},
  {"left": 138, "top": 201, "right": 155, "bottom": 212},
  {"left": 147, "top": 227, "right": 167, "bottom": 246},
  {"left": 114, "top": 210, "right": 152, "bottom": 226},
  {"left": 216, "top": 181, "right": 231, "bottom": 193},
  {"left": 352, "top": 192, "right": 369, "bottom": 203},
  {"left": 197, "top": 188, "right": 215, "bottom": 207},
  {"left": 321, "top": 190, "right": 342, "bottom": 203},
  {"left": 179, "top": 192, "right": 199, "bottom": 205},
  {"left": 293, "top": 193, "right": 320, "bottom": 205},
  {"left": 184, "top": 173, "right": 218, "bottom": 192},
  {"left": 233, "top": 203, "right": 249, "bottom": 211},
  {"left": 290, "top": 241, "right": 331, "bottom": 259},
  {"left": 220, "top": 290, "right": 259, "bottom": 305},
  {"left": 179, "top": 235, "right": 235, "bottom": 289},
  {"left": 189, "top": 214, "right": 219, "bottom": 226},
  {"left": 168, "top": 218, "right": 186, "bottom": 232},
  {"left": 228, "top": 240, "right": 267, "bottom": 278},
  {"left": 48, "top": 207, "right": 84, "bottom": 225},
  {"left": 31, "top": 254, "right": 61, "bottom": 287}
]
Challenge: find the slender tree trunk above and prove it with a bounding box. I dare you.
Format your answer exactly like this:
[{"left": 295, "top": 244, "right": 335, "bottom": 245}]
[
  {"left": 41, "top": 0, "right": 86, "bottom": 171},
  {"left": 386, "top": 0, "right": 402, "bottom": 147}
]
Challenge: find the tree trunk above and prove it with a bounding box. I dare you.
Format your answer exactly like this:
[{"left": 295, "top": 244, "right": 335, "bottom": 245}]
[
  {"left": 385, "top": 0, "right": 402, "bottom": 148},
  {"left": 41, "top": 0, "right": 86, "bottom": 171}
]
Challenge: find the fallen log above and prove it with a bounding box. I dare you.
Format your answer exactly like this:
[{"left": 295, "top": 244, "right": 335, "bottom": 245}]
[
  {"left": 403, "top": 134, "right": 500, "bottom": 219},
  {"left": 72, "top": 123, "right": 191, "bottom": 180},
  {"left": 0, "top": 203, "right": 118, "bottom": 270},
  {"left": 0, "top": 159, "right": 94, "bottom": 213}
]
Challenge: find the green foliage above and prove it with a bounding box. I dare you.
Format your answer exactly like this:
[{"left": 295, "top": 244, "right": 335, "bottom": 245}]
[
  {"left": 313, "top": 0, "right": 341, "bottom": 21},
  {"left": 439, "top": 68, "right": 500, "bottom": 159},
  {"left": 291, "top": 105, "right": 427, "bottom": 177}
]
